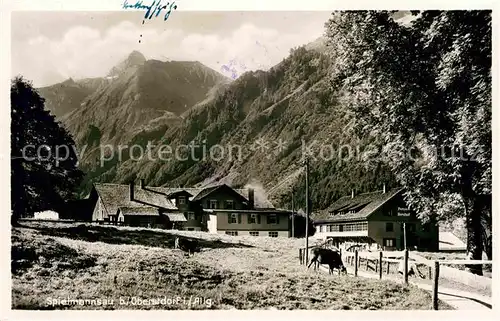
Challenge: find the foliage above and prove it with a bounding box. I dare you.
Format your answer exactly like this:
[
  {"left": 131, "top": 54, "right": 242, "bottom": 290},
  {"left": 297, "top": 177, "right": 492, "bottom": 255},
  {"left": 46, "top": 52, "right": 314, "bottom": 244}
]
[
  {"left": 11, "top": 76, "right": 83, "bottom": 223},
  {"left": 325, "top": 11, "right": 491, "bottom": 272}
]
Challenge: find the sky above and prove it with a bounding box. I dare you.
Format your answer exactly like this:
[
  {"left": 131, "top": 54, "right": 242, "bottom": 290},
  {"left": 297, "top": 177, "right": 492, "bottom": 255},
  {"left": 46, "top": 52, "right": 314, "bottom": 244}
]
[{"left": 11, "top": 11, "right": 333, "bottom": 87}]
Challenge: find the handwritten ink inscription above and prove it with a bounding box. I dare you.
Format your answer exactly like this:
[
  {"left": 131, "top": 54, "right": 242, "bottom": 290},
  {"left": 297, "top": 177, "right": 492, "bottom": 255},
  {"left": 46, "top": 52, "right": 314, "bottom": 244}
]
[{"left": 123, "top": 0, "right": 177, "bottom": 21}]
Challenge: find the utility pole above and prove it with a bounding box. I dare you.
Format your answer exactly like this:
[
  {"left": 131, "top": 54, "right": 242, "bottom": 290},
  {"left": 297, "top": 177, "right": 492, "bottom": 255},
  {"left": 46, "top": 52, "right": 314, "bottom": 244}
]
[
  {"left": 291, "top": 191, "right": 295, "bottom": 238},
  {"left": 304, "top": 156, "right": 310, "bottom": 264},
  {"left": 403, "top": 222, "right": 407, "bottom": 250}
]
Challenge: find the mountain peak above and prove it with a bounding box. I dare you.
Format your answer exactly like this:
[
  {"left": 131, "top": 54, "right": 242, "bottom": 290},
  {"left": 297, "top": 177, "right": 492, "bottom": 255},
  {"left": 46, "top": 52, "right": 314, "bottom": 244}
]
[
  {"left": 127, "top": 50, "right": 146, "bottom": 65},
  {"left": 62, "top": 77, "right": 76, "bottom": 85},
  {"left": 107, "top": 51, "right": 147, "bottom": 77}
]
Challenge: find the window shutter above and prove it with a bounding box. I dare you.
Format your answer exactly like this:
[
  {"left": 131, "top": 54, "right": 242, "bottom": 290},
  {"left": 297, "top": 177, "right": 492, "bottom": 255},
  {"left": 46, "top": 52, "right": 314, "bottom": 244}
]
[
  {"left": 227, "top": 213, "right": 231, "bottom": 224},
  {"left": 257, "top": 214, "right": 261, "bottom": 224},
  {"left": 247, "top": 214, "right": 251, "bottom": 224},
  {"left": 266, "top": 215, "right": 270, "bottom": 224},
  {"left": 276, "top": 214, "right": 280, "bottom": 224},
  {"left": 238, "top": 213, "right": 241, "bottom": 224}
]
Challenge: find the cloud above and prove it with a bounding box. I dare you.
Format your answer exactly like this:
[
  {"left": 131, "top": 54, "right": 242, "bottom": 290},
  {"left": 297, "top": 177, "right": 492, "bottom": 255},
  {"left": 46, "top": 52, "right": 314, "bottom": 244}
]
[{"left": 12, "top": 19, "right": 324, "bottom": 86}]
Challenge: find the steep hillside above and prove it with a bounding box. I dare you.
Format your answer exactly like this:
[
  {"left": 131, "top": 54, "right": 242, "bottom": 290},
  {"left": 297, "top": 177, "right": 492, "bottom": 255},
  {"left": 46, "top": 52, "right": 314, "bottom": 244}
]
[
  {"left": 57, "top": 53, "right": 229, "bottom": 164},
  {"left": 37, "top": 77, "right": 108, "bottom": 118},
  {"left": 62, "top": 53, "right": 226, "bottom": 146},
  {"left": 85, "top": 46, "right": 396, "bottom": 210}
]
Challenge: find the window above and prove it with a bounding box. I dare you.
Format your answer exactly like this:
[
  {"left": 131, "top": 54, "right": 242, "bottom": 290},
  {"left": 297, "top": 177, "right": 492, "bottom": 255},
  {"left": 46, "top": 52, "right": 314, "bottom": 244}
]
[
  {"left": 268, "top": 231, "right": 278, "bottom": 238},
  {"left": 225, "top": 200, "right": 235, "bottom": 209},
  {"left": 383, "top": 238, "right": 396, "bottom": 247},
  {"left": 248, "top": 214, "right": 258, "bottom": 224},
  {"left": 322, "top": 223, "right": 369, "bottom": 232},
  {"left": 250, "top": 231, "right": 259, "bottom": 237},
  {"left": 178, "top": 196, "right": 186, "bottom": 205},
  {"left": 187, "top": 212, "right": 195, "bottom": 220},
  {"left": 329, "top": 224, "right": 340, "bottom": 232},
  {"left": 225, "top": 231, "right": 238, "bottom": 236},
  {"left": 386, "top": 222, "right": 394, "bottom": 232},
  {"left": 187, "top": 228, "right": 194, "bottom": 231},
  {"left": 267, "top": 214, "right": 278, "bottom": 224},
  {"left": 209, "top": 200, "right": 218, "bottom": 209},
  {"left": 342, "top": 222, "right": 368, "bottom": 232},
  {"left": 384, "top": 208, "right": 396, "bottom": 216},
  {"left": 229, "top": 213, "right": 238, "bottom": 224}
]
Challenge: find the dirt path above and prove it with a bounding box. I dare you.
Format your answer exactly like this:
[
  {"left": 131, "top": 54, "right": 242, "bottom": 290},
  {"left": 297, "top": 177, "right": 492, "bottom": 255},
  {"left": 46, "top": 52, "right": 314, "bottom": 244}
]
[{"left": 341, "top": 266, "right": 492, "bottom": 310}]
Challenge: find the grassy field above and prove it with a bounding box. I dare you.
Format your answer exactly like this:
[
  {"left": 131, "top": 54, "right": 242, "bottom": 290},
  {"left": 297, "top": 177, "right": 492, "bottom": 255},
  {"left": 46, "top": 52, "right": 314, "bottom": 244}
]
[{"left": 12, "top": 222, "right": 452, "bottom": 310}]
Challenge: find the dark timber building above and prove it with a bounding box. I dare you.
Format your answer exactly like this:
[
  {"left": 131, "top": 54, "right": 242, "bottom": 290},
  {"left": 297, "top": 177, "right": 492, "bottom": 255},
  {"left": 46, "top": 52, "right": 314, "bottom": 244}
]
[
  {"left": 312, "top": 187, "right": 439, "bottom": 251},
  {"left": 87, "top": 181, "right": 291, "bottom": 237}
]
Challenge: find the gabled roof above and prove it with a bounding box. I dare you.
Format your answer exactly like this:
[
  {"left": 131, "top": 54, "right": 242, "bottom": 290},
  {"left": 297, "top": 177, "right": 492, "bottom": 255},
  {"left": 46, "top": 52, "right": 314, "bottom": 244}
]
[
  {"left": 191, "top": 185, "right": 223, "bottom": 201},
  {"left": 148, "top": 184, "right": 275, "bottom": 209},
  {"left": 166, "top": 190, "right": 194, "bottom": 198},
  {"left": 93, "top": 183, "right": 177, "bottom": 216},
  {"left": 165, "top": 213, "right": 187, "bottom": 222},
  {"left": 314, "top": 188, "right": 404, "bottom": 223},
  {"left": 191, "top": 184, "right": 250, "bottom": 205},
  {"left": 93, "top": 183, "right": 276, "bottom": 216},
  {"left": 118, "top": 207, "right": 159, "bottom": 216}
]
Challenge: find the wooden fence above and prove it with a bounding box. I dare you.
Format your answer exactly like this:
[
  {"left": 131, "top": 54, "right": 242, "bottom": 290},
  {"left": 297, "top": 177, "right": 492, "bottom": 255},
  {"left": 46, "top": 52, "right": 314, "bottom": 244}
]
[
  {"left": 429, "top": 259, "right": 492, "bottom": 310},
  {"left": 299, "top": 247, "right": 492, "bottom": 310}
]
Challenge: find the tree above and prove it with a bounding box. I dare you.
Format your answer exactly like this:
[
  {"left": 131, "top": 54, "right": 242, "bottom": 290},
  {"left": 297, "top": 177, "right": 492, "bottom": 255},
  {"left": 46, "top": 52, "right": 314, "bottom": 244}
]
[
  {"left": 11, "top": 76, "right": 83, "bottom": 225},
  {"left": 325, "top": 11, "right": 491, "bottom": 274}
]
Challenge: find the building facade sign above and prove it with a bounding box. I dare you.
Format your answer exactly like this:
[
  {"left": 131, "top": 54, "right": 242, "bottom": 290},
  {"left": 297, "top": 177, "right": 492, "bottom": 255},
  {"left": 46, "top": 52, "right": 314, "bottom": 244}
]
[{"left": 397, "top": 207, "right": 411, "bottom": 216}]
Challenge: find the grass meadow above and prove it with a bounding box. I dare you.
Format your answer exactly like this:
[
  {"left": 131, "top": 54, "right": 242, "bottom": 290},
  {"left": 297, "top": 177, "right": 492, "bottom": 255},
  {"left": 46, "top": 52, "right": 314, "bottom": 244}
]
[{"left": 11, "top": 222, "right": 452, "bottom": 310}]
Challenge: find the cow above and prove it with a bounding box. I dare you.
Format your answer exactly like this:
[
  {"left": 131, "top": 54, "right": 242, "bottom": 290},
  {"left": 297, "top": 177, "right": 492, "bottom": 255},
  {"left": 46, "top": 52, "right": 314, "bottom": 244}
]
[
  {"left": 174, "top": 236, "right": 199, "bottom": 256},
  {"left": 308, "top": 248, "right": 347, "bottom": 275}
]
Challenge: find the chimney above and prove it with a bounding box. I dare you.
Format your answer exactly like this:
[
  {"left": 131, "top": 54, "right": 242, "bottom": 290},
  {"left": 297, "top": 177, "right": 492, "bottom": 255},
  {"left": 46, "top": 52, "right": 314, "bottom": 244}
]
[
  {"left": 140, "top": 179, "right": 145, "bottom": 189},
  {"left": 351, "top": 189, "right": 355, "bottom": 199},
  {"left": 248, "top": 188, "right": 255, "bottom": 209},
  {"left": 383, "top": 183, "right": 386, "bottom": 194},
  {"left": 129, "top": 181, "right": 135, "bottom": 201}
]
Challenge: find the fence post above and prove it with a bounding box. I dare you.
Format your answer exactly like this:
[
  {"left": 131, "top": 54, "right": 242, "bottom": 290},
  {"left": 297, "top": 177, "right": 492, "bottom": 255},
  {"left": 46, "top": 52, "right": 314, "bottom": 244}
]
[
  {"left": 379, "top": 251, "right": 383, "bottom": 279},
  {"left": 387, "top": 261, "right": 390, "bottom": 274},
  {"left": 428, "top": 266, "right": 432, "bottom": 279},
  {"left": 432, "top": 261, "right": 440, "bottom": 310},
  {"left": 404, "top": 249, "right": 409, "bottom": 284},
  {"left": 354, "top": 250, "right": 358, "bottom": 277},
  {"left": 299, "top": 248, "right": 303, "bottom": 265}
]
